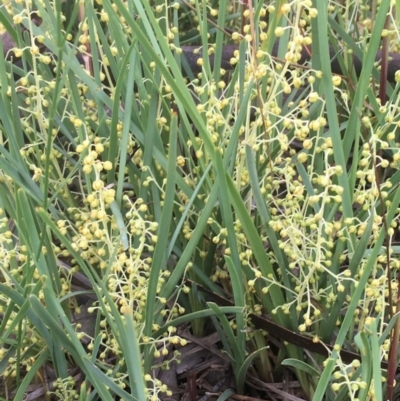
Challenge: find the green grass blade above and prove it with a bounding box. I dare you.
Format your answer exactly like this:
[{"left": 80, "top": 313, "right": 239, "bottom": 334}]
[
  {"left": 143, "top": 112, "right": 178, "bottom": 369},
  {"left": 354, "top": 332, "right": 372, "bottom": 401},
  {"left": 282, "top": 359, "right": 321, "bottom": 377},
  {"left": 122, "top": 309, "right": 147, "bottom": 400},
  {"left": 236, "top": 346, "right": 269, "bottom": 394},
  {"left": 13, "top": 349, "right": 50, "bottom": 401}
]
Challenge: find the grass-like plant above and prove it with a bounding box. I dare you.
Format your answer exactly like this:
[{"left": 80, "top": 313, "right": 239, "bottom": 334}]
[{"left": 1, "top": 1, "right": 400, "bottom": 400}]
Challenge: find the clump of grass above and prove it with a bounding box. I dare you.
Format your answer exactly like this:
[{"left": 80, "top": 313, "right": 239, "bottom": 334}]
[{"left": 1, "top": 1, "right": 400, "bottom": 400}]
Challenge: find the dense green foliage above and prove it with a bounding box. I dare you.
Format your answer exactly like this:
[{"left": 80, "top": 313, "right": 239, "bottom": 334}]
[{"left": 1, "top": 1, "right": 400, "bottom": 400}]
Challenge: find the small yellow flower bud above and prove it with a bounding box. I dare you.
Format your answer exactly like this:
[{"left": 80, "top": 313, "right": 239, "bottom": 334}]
[
  {"left": 332, "top": 76, "right": 341, "bottom": 86},
  {"left": 92, "top": 180, "right": 104, "bottom": 191},
  {"left": 275, "top": 27, "right": 285, "bottom": 37}
]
